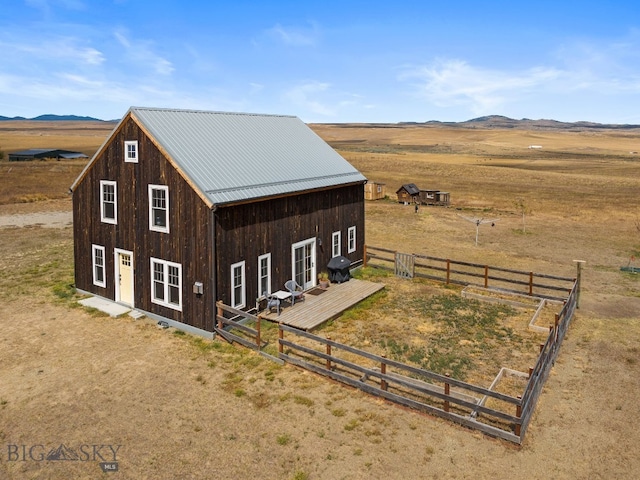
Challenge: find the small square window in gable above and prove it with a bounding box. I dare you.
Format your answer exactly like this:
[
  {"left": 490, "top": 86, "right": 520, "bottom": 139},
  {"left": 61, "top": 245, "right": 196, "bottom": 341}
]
[{"left": 125, "top": 140, "right": 138, "bottom": 163}]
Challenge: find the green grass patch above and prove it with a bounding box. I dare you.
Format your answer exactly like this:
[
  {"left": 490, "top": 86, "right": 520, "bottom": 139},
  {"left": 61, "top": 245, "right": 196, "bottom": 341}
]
[{"left": 377, "top": 293, "right": 522, "bottom": 380}]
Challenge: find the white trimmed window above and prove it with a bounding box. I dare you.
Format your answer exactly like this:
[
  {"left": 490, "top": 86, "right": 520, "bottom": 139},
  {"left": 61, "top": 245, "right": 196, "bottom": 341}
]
[
  {"left": 332, "top": 231, "right": 341, "bottom": 257},
  {"left": 92, "top": 244, "right": 106, "bottom": 287},
  {"left": 257, "top": 253, "right": 271, "bottom": 298},
  {"left": 348, "top": 226, "right": 356, "bottom": 253},
  {"left": 231, "top": 260, "right": 246, "bottom": 308},
  {"left": 151, "top": 258, "right": 182, "bottom": 311},
  {"left": 125, "top": 140, "right": 138, "bottom": 163},
  {"left": 100, "top": 180, "right": 117, "bottom": 224},
  {"left": 149, "top": 185, "right": 169, "bottom": 233}
]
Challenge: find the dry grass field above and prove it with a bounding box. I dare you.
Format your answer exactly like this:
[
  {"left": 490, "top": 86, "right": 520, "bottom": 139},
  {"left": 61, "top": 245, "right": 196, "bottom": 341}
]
[{"left": 1, "top": 120, "right": 639, "bottom": 479}]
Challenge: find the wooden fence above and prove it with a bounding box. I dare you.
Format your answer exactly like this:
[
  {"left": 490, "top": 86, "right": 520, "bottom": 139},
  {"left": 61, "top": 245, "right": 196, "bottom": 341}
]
[
  {"left": 214, "top": 248, "right": 579, "bottom": 444},
  {"left": 277, "top": 276, "right": 577, "bottom": 444},
  {"left": 364, "top": 245, "right": 575, "bottom": 301}
]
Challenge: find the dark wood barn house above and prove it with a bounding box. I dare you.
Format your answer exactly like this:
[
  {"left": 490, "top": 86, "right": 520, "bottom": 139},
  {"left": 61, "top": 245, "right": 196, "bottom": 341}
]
[
  {"left": 396, "top": 183, "right": 420, "bottom": 203},
  {"left": 70, "top": 107, "right": 367, "bottom": 336}
]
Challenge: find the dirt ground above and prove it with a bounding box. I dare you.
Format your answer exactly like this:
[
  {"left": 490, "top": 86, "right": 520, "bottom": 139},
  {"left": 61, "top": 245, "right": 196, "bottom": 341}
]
[
  {"left": 1, "top": 122, "right": 640, "bottom": 479},
  {"left": 2, "top": 207, "right": 639, "bottom": 480}
]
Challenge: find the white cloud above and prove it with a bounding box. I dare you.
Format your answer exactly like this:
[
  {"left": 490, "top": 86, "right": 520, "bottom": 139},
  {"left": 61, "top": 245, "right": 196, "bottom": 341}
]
[
  {"left": 249, "top": 83, "right": 264, "bottom": 94},
  {"left": 25, "top": 0, "right": 85, "bottom": 14},
  {"left": 267, "top": 23, "right": 319, "bottom": 46},
  {"left": 113, "top": 29, "right": 175, "bottom": 76},
  {"left": 400, "top": 59, "right": 563, "bottom": 115},
  {"left": 283, "top": 81, "right": 334, "bottom": 116},
  {"left": 0, "top": 37, "right": 104, "bottom": 66}
]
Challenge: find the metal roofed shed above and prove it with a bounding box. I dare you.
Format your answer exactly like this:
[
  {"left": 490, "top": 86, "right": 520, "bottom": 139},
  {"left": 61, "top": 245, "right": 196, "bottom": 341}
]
[
  {"left": 327, "top": 256, "right": 351, "bottom": 283},
  {"left": 9, "top": 148, "right": 89, "bottom": 161}
]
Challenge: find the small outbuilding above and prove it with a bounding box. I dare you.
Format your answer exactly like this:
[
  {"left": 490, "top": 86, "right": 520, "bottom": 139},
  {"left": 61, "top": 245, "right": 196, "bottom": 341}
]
[
  {"left": 8, "top": 149, "right": 88, "bottom": 161},
  {"left": 396, "top": 183, "right": 420, "bottom": 204},
  {"left": 419, "top": 189, "right": 450, "bottom": 206},
  {"left": 364, "top": 181, "right": 386, "bottom": 200}
]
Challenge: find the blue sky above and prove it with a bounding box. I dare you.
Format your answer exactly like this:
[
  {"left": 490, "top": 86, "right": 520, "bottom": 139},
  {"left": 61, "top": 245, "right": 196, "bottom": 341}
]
[{"left": 1, "top": 0, "right": 640, "bottom": 123}]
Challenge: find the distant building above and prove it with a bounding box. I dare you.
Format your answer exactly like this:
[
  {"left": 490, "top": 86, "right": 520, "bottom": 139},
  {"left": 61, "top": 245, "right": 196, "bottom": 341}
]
[
  {"left": 396, "top": 183, "right": 450, "bottom": 206},
  {"left": 8, "top": 149, "right": 89, "bottom": 161},
  {"left": 396, "top": 183, "right": 421, "bottom": 204},
  {"left": 364, "top": 181, "right": 386, "bottom": 200},
  {"left": 419, "top": 189, "right": 450, "bottom": 206}
]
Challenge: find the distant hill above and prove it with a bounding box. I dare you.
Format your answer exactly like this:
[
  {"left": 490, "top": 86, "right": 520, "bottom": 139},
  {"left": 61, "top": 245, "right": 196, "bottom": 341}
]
[
  {"left": 418, "top": 115, "right": 640, "bottom": 131},
  {"left": 0, "top": 114, "right": 113, "bottom": 122}
]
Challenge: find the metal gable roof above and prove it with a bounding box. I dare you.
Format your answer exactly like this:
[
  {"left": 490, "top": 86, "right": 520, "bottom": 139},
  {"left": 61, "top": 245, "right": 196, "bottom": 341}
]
[{"left": 130, "top": 107, "right": 367, "bottom": 206}]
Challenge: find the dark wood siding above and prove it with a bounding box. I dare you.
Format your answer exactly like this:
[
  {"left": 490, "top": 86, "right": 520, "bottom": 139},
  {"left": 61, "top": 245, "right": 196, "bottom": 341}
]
[
  {"left": 215, "top": 183, "right": 365, "bottom": 307},
  {"left": 73, "top": 116, "right": 215, "bottom": 331}
]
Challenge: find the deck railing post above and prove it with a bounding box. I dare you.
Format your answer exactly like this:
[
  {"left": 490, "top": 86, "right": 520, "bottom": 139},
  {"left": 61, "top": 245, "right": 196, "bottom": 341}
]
[
  {"left": 278, "top": 324, "right": 283, "bottom": 355},
  {"left": 381, "top": 354, "right": 388, "bottom": 391},
  {"left": 326, "top": 337, "right": 332, "bottom": 370},
  {"left": 515, "top": 396, "right": 522, "bottom": 436},
  {"left": 363, "top": 244, "right": 368, "bottom": 268},
  {"left": 256, "top": 315, "right": 262, "bottom": 350},
  {"left": 444, "top": 373, "right": 450, "bottom": 412}
]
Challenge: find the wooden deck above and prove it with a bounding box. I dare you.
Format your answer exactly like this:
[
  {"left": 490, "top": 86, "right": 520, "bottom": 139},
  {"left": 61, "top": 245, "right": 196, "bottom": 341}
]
[{"left": 261, "top": 279, "right": 385, "bottom": 331}]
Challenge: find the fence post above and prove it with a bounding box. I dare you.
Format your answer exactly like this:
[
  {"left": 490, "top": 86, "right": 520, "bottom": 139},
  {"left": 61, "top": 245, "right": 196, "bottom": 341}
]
[
  {"left": 363, "top": 244, "right": 368, "bottom": 268},
  {"left": 484, "top": 265, "right": 489, "bottom": 288},
  {"left": 326, "top": 337, "right": 332, "bottom": 370},
  {"left": 216, "top": 301, "right": 223, "bottom": 330},
  {"left": 446, "top": 260, "right": 451, "bottom": 285},
  {"left": 278, "top": 323, "right": 283, "bottom": 354},
  {"left": 573, "top": 260, "right": 586, "bottom": 309},
  {"left": 381, "top": 354, "right": 388, "bottom": 391},
  {"left": 528, "top": 367, "right": 533, "bottom": 379},
  {"left": 256, "top": 315, "right": 262, "bottom": 350},
  {"left": 444, "top": 373, "right": 450, "bottom": 412},
  {"left": 529, "top": 272, "right": 534, "bottom": 295},
  {"left": 515, "top": 396, "right": 522, "bottom": 436},
  {"left": 554, "top": 313, "right": 560, "bottom": 342}
]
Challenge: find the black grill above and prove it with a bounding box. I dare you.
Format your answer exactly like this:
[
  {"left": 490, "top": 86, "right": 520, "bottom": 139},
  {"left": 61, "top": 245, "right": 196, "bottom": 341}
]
[{"left": 327, "top": 256, "right": 351, "bottom": 283}]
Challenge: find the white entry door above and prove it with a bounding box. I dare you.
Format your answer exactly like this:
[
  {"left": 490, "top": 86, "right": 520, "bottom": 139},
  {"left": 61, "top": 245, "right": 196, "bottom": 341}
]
[
  {"left": 115, "top": 249, "right": 134, "bottom": 306},
  {"left": 292, "top": 238, "right": 316, "bottom": 290}
]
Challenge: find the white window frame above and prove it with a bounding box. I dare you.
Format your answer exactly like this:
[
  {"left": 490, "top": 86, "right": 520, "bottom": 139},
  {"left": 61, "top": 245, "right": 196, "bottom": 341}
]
[
  {"left": 92, "top": 244, "right": 106, "bottom": 288},
  {"left": 150, "top": 257, "right": 182, "bottom": 311},
  {"left": 348, "top": 226, "right": 357, "bottom": 253},
  {"left": 332, "top": 231, "right": 341, "bottom": 258},
  {"left": 231, "top": 261, "right": 246, "bottom": 308},
  {"left": 125, "top": 140, "right": 138, "bottom": 163},
  {"left": 100, "top": 180, "right": 117, "bottom": 224},
  {"left": 148, "top": 185, "right": 170, "bottom": 233},
  {"left": 257, "top": 253, "right": 271, "bottom": 298}
]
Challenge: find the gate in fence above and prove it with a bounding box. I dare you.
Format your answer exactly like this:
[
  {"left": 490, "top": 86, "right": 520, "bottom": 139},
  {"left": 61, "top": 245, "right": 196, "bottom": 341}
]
[{"left": 395, "top": 252, "right": 415, "bottom": 278}]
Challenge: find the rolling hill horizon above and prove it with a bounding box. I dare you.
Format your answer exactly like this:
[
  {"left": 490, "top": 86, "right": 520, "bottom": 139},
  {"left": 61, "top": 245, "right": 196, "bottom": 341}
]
[{"left": 1, "top": 113, "right": 639, "bottom": 131}]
